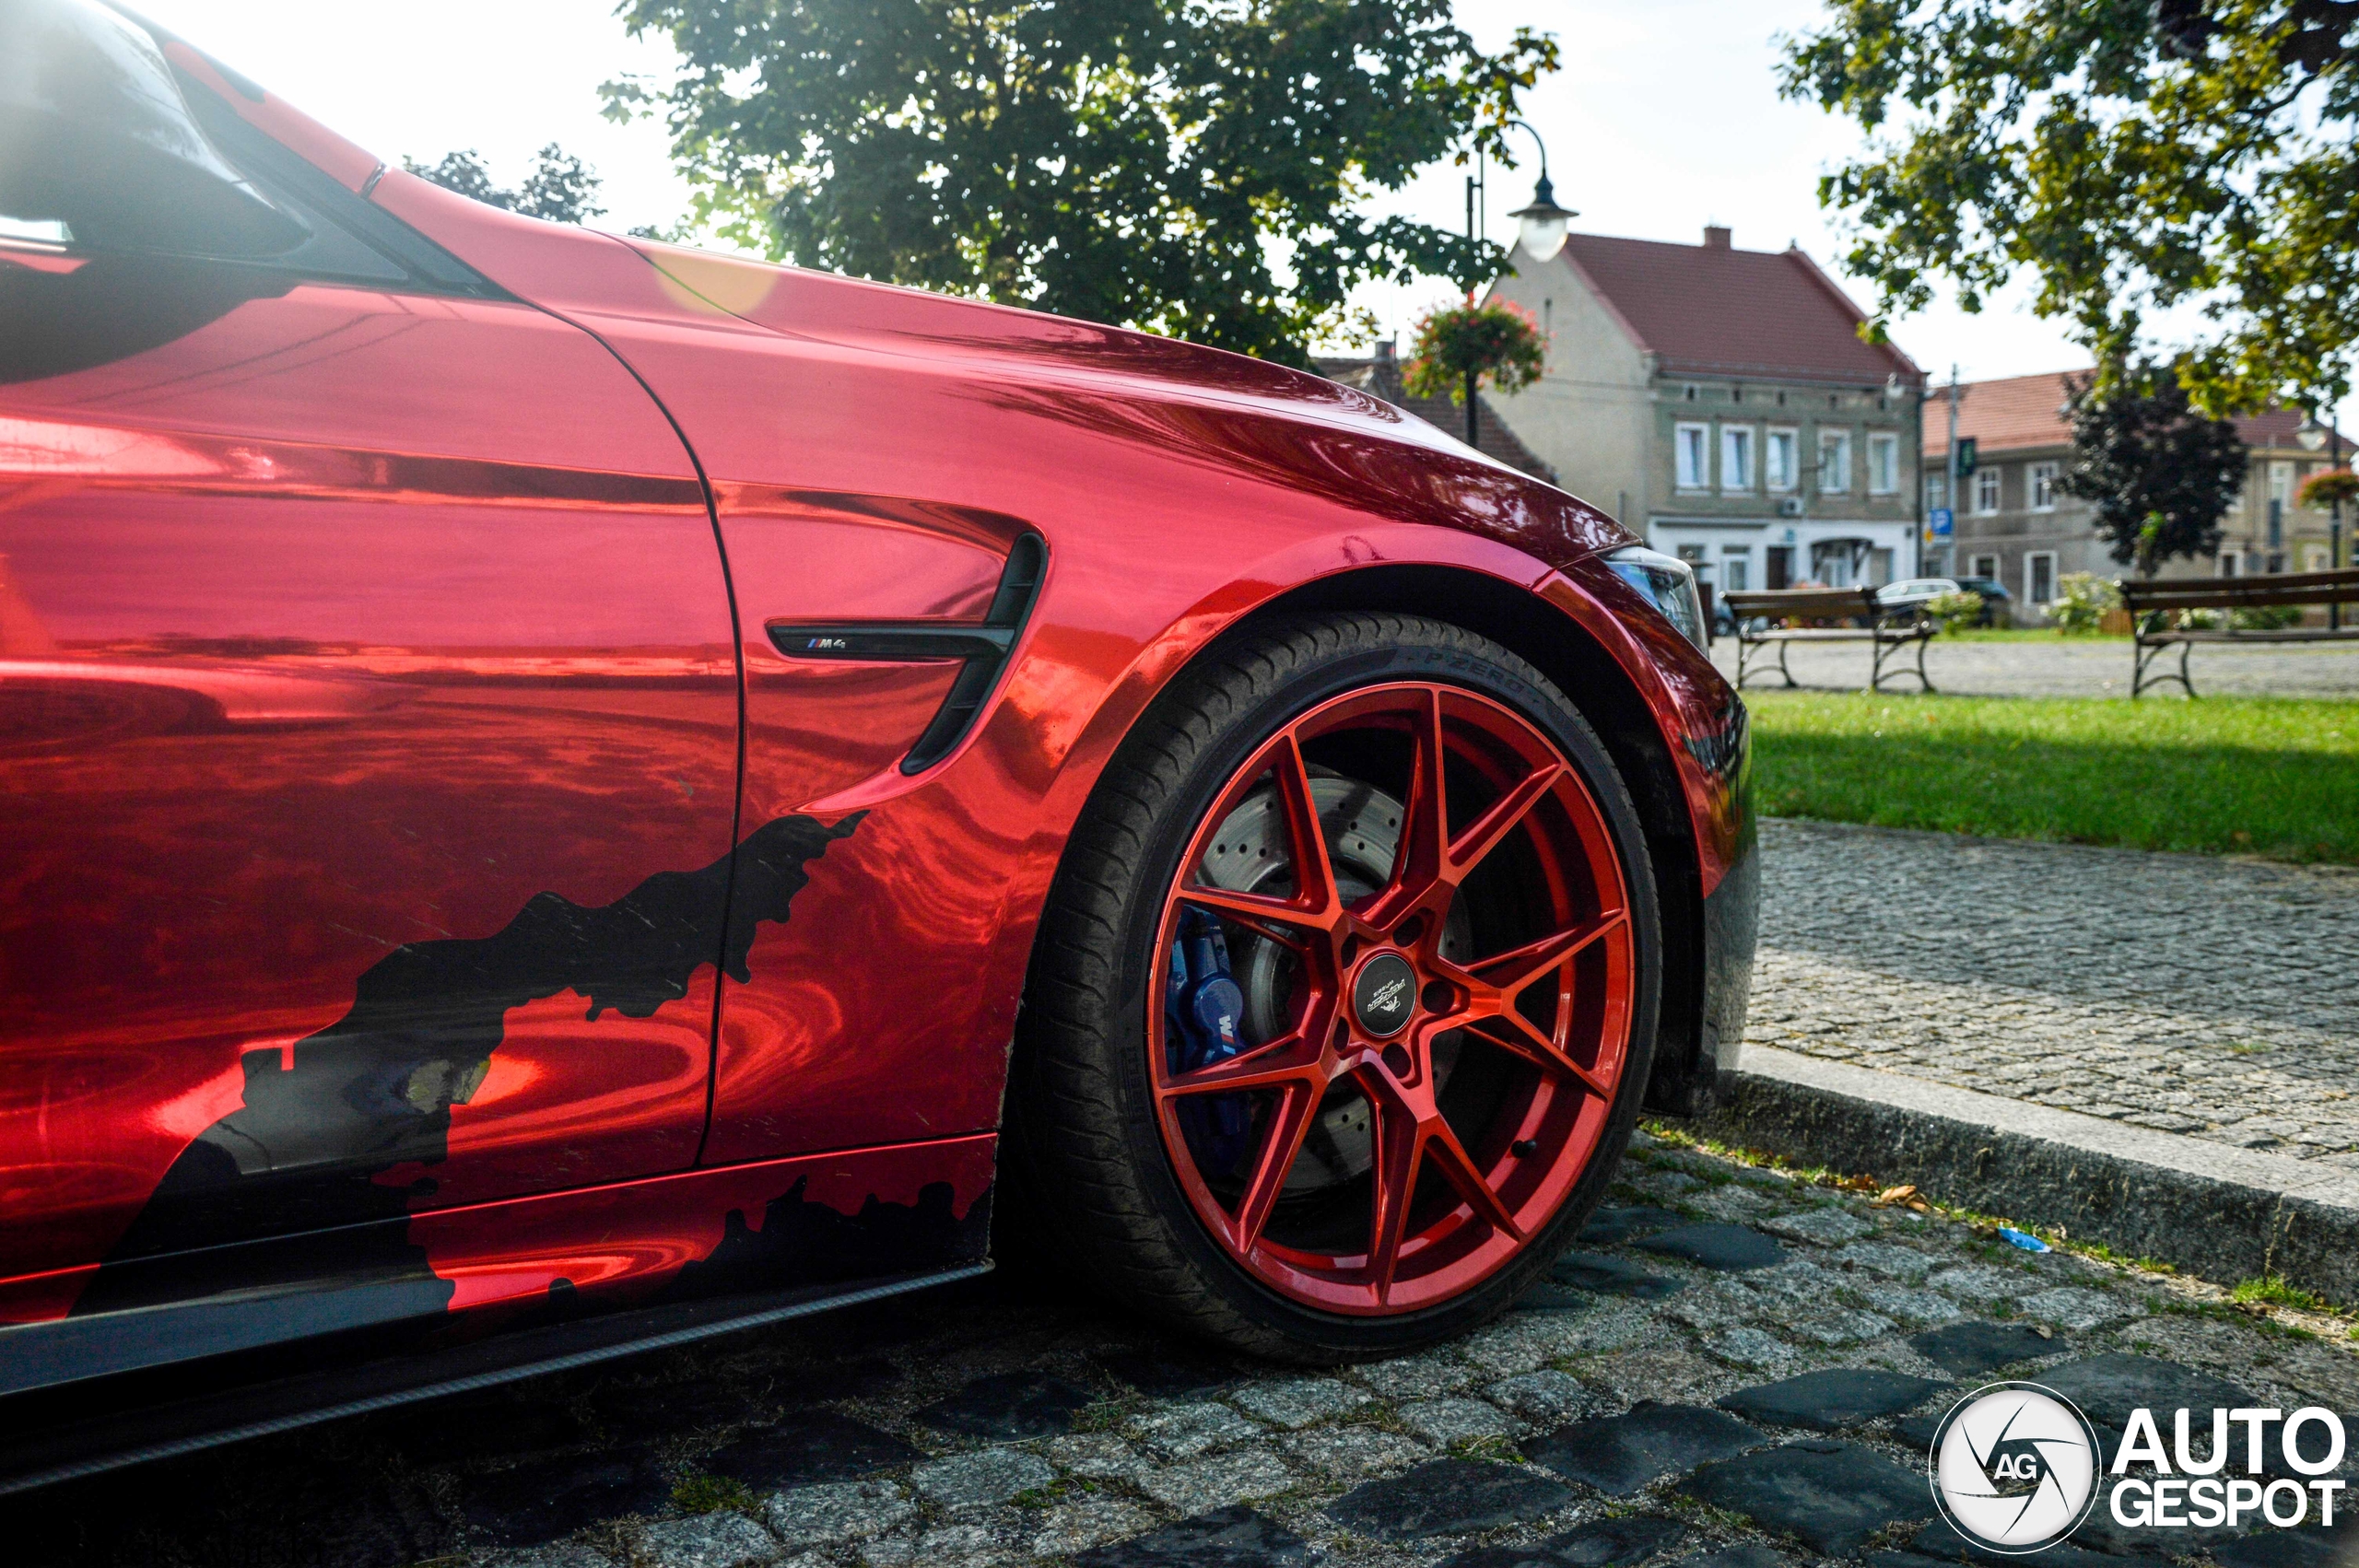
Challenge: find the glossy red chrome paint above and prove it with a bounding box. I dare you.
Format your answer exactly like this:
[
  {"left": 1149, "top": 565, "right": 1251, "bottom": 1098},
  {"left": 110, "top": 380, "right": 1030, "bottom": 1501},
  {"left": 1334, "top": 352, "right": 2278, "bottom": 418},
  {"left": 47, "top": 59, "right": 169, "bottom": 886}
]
[
  {"left": 410, "top": 1132, "right": 994, "bottom": 1324},
  {"left": 1152, "top": 685, "right": 1633, "bottom": 1313},
  {"left": 0, "top": 256, "right": 737, "bottom": 1281},
  {"left": 0, "top": 23, "right": 1753, "bottom": 1403}
]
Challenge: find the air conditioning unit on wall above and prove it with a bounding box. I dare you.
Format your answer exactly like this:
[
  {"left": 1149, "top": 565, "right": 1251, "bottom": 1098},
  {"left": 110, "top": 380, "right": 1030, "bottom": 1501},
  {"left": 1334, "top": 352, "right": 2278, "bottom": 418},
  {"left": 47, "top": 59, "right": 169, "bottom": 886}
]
[{"left": 1776, "top": 497, "right": 1804, "bottom": 518}]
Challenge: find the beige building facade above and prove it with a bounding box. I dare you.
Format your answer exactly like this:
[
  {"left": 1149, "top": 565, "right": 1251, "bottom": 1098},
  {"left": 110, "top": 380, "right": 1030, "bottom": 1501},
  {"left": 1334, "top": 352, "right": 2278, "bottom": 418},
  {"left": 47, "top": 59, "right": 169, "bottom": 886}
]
[{"left": 1485, "top": 225, "right": 1924, "bottom": 600}]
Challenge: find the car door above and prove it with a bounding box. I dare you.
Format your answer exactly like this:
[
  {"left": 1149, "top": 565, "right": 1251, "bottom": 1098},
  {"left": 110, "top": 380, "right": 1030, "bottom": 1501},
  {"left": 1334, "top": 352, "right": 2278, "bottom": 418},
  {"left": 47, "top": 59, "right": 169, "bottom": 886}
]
[{"left": 0, "top": 122, "right": 740, "bottom": 1316}]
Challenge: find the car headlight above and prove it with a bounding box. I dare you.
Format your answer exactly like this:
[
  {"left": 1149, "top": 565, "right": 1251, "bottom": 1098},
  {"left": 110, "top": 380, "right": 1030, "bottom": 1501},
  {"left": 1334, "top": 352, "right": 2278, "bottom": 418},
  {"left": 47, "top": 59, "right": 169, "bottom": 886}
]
[{"left": 1603, "top": 545, "right": 1708, "bottom": 651}]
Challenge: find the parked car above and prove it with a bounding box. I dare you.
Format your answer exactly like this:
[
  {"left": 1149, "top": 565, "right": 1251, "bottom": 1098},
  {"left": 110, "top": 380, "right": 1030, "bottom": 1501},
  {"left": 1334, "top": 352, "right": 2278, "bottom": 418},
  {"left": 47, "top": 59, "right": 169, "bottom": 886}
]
[
  {"left": 1952, "top": 577, "right": 2016, "bottom": 626},
  {"left": 0, "top": 0, "right": 1756, "bottom": 1491},
  {"left": 1875, "top": 577, "right": 1963, "bottom": 615},
  {"left": 1876, "top": 577, "right": 2011, "bottom": 627}
]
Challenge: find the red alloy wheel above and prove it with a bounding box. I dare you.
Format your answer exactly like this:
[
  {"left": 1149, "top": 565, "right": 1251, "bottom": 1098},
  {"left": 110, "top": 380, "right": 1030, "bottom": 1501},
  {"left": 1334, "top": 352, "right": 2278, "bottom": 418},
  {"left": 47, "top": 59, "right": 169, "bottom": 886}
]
[{"left": 1146, "top": 682, "right": 1636, "bottom": 1316}]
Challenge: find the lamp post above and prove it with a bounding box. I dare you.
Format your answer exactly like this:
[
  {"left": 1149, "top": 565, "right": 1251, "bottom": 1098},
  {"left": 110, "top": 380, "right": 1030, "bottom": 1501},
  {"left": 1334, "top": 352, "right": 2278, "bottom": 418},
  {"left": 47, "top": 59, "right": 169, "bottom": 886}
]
[
  {"left": 2300, "top": 412, "right": 2344, "bottom": 629},
  {"left": 1462, "top": 121, "right": 1575, "bottom": 446}
]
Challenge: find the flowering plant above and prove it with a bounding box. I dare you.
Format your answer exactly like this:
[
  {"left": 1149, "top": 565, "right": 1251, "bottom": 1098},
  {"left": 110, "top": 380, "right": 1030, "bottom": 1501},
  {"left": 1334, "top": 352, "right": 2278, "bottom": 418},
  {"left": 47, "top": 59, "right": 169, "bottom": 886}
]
[
  {"left": 2298, "top": 467, "right": 2358, "bottom": 510},
  {"left": 2049, "top": 573, "right": 2119, "bottom": 634},
  {"left": 1401, "top": 298, "right": 1548, "bottom": 404}
]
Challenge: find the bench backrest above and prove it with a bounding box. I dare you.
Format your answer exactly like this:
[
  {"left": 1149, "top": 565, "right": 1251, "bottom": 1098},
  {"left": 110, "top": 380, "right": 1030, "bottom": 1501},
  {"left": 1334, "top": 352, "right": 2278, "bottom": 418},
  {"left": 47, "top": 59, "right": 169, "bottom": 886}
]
[
  {"left": 2121, "top": 568, "right": 2359, "bottom": 613},
  {"left": 1721, "top": 587, "right": 1880, "bottom": 622}
]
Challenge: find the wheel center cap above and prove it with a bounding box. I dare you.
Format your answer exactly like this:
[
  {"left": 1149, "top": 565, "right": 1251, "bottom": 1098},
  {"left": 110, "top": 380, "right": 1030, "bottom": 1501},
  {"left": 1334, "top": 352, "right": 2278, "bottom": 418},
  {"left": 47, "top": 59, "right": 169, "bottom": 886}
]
[{"left": 1352, "top": 952, "right": 1418, "bottom": 1038}]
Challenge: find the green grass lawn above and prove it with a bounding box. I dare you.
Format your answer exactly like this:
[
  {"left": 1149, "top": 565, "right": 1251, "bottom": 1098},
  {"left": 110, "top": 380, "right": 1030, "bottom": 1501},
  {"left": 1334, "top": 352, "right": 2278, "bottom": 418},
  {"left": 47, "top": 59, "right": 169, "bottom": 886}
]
[{"left": 1747, "top": 692, "right": 2359, "bottom": 862}]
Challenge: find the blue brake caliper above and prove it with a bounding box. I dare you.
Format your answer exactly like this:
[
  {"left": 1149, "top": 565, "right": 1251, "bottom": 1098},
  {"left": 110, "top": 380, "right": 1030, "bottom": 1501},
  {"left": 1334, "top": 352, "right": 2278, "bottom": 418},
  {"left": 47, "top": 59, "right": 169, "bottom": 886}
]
[{"left": 1166, "top": 907, "right": 1255, "bottom": 1176}]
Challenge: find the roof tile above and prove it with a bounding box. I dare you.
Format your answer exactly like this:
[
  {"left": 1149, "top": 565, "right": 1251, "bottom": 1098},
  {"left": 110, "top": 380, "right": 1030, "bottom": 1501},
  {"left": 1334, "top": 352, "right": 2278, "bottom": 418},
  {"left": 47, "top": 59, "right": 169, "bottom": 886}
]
[
  {"left": 1923, "top": 369, "right": 2307, "bottom": 455},
  {"left": 1544, "top": 233, "right": 1920, "bottom": 385}
]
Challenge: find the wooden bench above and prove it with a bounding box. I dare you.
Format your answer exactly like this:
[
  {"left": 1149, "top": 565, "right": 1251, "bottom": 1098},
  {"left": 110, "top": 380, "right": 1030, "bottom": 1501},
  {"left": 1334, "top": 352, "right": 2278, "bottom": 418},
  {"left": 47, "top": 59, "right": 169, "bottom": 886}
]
[
  {"left": 2119, "top": 569, "right": 2359, "bottom": 696},
  {"left": 1722, "top": 586, "right": 1936, "bottom": 693}
]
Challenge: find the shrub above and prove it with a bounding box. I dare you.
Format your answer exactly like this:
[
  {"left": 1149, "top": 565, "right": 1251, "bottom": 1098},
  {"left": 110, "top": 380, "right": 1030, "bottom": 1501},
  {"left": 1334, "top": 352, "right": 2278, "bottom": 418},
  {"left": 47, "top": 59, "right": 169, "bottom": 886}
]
[
  {"left": 2231, "top": 603, "right": 2305, "bottom": 631},
  {"left": 2050, "top": 573, "right": 2120, "bottom": 635},
  {"left": 1922, "top": 590, "right": 1985, "bottom": 634}
]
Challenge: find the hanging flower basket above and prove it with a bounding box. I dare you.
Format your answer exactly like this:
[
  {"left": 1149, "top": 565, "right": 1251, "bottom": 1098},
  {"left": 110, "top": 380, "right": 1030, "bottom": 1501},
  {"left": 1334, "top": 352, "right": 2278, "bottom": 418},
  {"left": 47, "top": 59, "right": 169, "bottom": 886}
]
[
  {"left": 2298, "top": 467, "right": 2359, "bottom": 509},
  {"left": 1401, "top": 299, "right": 1548, "bottom": 404}
]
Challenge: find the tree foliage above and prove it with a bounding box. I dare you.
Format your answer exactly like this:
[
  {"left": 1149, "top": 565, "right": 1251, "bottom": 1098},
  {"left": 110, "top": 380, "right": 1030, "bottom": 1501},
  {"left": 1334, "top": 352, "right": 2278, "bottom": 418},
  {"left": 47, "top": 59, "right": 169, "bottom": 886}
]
[
  {"left": 1401, "top": 298, "right": 1546, "bottom": 404},
  {"left": 2062, "top": 364, "right": 2249, "bottom": 574},
  {"left": 404, "top": 146, "right": 605, "bottom": 224},
  {"left": 1778, "top": 0, "right": 2359, "bottom": 414},
  {"left": 602, "top": 0, "right": 1558, "bottom": 365}
]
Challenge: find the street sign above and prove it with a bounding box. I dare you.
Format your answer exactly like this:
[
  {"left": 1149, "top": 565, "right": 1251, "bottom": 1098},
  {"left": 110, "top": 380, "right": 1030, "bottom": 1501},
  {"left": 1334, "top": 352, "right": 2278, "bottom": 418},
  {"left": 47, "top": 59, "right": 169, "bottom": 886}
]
[
  {"left": 1931, "top": 507, "right": 1954, "bottom": 536},
  {"left": 1954, "top": 438, "right": 1978, "bottom": 475}
]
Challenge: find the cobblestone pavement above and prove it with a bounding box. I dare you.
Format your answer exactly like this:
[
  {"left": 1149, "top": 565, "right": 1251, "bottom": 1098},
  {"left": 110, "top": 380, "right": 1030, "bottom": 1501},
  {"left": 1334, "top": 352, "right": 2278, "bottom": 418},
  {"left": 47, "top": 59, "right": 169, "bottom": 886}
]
[
  {"left": 17, "top": 1135, "right": 2359, "bottom": 1568},
  {"left": 1746, "top": 818, "right": 2359, "bottom": 1161},
  {"left": 1708, "top": 636, "right": 2359, "bottom": 697}
]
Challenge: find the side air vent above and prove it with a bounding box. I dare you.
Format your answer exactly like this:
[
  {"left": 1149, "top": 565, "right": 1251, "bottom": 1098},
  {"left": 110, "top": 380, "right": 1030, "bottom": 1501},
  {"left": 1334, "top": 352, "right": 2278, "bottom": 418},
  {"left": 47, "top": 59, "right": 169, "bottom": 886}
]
[{"left": 766, "top": 532, "right": 1048, "bottom": 776}]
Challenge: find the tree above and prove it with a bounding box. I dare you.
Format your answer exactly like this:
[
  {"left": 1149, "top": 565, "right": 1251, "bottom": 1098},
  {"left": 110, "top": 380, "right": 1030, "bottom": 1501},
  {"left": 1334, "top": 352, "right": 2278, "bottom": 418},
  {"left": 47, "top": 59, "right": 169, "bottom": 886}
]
[
  {"left": 404, "top": 146, "right": 606, "bottom": 224},
  {"left": 1401, "top": 298, "right": 1547, "bottom": 441},
  {"left": 601, "top": 0, "right": 1558, "bottom": 365},
  {"left": 2062, "top": 364, "right": 2249, "bottom": 575},
  {"left": 1778, "top": 1, "right": 2359, "bottom": 415}
]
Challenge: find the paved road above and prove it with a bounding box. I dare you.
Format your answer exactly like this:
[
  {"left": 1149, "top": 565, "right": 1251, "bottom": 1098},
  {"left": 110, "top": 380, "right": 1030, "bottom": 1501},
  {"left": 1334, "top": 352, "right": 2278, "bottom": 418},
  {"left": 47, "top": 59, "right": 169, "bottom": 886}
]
[
  {"left": 1745, "top": 818, "right": 2359, "bottom": 1162},
  {"left": 1709, "top": 635, "right": 2359, "bottom": 697},
  {"left": 15, "top": 1133, "right": 2359, "bottom": 1568}
]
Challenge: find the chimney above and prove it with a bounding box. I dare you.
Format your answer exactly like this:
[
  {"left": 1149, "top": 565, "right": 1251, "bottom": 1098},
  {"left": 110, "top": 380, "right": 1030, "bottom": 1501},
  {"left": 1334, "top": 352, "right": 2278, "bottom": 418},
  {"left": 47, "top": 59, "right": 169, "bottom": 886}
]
[
  {"left": 1703, "top": 224, "right": 1731, "bottom": 250},
  {"left": 1376, "top": 337, "right": 1396, "bottom": 364}
]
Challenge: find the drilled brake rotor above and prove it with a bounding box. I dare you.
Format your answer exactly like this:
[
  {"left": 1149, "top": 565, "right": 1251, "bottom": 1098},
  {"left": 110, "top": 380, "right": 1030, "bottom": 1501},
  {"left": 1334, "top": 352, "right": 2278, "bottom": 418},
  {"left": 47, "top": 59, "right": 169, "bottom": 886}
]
[{"left": 1195, "top": 772, "right": 1471, "bottom": 1194}]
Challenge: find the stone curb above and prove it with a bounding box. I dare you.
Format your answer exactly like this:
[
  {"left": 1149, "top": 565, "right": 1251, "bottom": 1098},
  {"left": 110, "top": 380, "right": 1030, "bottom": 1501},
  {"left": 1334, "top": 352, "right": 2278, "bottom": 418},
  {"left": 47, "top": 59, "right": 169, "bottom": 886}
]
[{"left": 1701, "top": 1046, "right": 2359, "bottom": 1305}]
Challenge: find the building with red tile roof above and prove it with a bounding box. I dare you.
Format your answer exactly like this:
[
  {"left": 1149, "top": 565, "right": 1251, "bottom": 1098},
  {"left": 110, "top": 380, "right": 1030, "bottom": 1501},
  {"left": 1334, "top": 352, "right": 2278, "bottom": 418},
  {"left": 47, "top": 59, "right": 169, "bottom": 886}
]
[
  {"left": 1481, "top": 223, "right": 1927, "bottom": 600},
  {"left": 1923, "top": 370, "right": 2345, "bottom": 605}
]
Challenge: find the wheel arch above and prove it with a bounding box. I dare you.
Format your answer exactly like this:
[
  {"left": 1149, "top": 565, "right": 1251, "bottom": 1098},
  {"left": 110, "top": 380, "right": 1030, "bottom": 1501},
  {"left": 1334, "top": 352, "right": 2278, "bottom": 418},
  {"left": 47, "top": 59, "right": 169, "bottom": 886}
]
[{"left": 1172, "top": 562, "right": 1712, "bottom": 1120}]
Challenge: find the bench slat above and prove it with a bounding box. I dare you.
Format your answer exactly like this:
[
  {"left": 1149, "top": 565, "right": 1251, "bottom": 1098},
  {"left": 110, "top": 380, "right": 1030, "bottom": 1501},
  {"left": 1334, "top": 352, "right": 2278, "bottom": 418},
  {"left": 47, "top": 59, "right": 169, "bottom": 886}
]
[
  {"left": 2123, "top": 568, "right": 2359, "bottom": 612},
  {"left": 1722, "top": 587, "right": 1881, "bottom": 621},
  {"left": 2139, "top": 627, "right": 2359, "bottom": 644}
]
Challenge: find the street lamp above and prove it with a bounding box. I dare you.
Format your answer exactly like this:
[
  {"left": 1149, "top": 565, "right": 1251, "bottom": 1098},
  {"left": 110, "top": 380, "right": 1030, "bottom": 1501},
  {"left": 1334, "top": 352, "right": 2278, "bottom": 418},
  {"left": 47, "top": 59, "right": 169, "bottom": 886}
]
[
  {"left": 1459, "top": 121, "right": 1574, "bottom": 446},
  {"left": 1504, "top": 124, "right": 1575, "bottom": 263},
  {"left": 2299, "top": 411, "right": 2344, "bottom": 629}
]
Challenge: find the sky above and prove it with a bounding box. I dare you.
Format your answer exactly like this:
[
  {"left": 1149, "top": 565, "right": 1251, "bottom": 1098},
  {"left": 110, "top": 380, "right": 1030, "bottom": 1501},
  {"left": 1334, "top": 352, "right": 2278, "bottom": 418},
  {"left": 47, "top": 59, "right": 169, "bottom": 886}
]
[{"left": 135, "top": 0, "right": 2353, "bottom": 427}]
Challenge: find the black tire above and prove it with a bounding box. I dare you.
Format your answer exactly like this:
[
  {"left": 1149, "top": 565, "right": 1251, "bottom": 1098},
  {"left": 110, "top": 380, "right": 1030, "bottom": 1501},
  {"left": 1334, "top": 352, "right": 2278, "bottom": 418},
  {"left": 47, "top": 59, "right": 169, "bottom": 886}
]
[{"left": 1003, "top": 612, "right": 1661, "bottom": 1361}]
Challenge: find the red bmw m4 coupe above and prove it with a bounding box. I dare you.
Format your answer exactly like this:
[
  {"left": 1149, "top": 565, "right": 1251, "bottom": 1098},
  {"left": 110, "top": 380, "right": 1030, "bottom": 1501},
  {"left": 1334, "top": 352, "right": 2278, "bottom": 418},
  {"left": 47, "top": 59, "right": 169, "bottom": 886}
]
[{"left": 0, "top": 0, "right": 1755, "bottom": 1490}]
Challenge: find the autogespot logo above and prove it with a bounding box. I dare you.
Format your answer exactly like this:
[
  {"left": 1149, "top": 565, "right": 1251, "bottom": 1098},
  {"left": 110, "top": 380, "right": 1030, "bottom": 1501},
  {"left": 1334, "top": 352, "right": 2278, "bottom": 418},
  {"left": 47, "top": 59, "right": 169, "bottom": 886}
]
[
  {"left": 1930, "top": 1384, "right": 2102, "bottom": 1554},
  {"left": 1928, "top": 1386, "right": 2352, "bottom": 1553}
]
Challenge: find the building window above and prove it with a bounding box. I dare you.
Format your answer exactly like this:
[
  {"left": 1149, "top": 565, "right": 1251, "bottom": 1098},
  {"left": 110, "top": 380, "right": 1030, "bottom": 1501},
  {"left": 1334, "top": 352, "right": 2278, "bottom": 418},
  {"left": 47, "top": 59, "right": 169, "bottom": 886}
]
[
  {"left": 1684, "top": 384, "right": 1698, "bottom": 403},
  {"left": 1675, "top": 423, "right": 1709, "bottom": 489},
  {"left": 2030, "top": 461, "right": 2059, "bottom": 512},
  {"left": 2025, "top": 551, "right": 2057, "bottom": 605},
  {"left": 1721, "top": 426, "right": 1755, "bottom": 492},
  {"left": 1818, "top": 429, "right": 1852, "bottom": 493},
  {"left": 1731, "top": 385, "right": 1743, "bottom": 404},
  {"left": 1974, "top": 467, "right": 2001, "bottom": 514},
  {"left": 2269, "top": 460, "right": 2294, "bottom": 509},
  {"left": 1867, "top": 431, "right": 1899, "bottom": 494},
  {"left": 1926, "top": 474, "right": 1948, "bottom": 509},
  {"left": 2219, "top": 553, "right": 2240, "bottom": 578},
  {"left": 2306, "top": 544, "right": 2330, "bottom": 572},
  {"left": 1972, "top": 554, "right": 1999, "bottom": 579},
  {"left": 1722, "top": 545, "right": 1752, "bottom": 591},
  {"left": 1766, "top": 428, "right": 1798, "bottom": 491}
]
